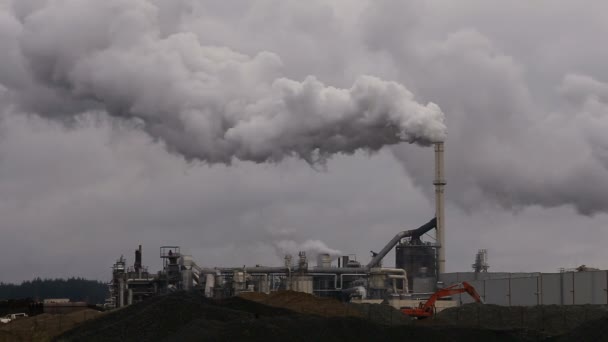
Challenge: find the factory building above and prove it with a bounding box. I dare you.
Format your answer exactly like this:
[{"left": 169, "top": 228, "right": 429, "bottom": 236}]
[
  {"left": 106, "top": 216, "right": 450, "bottom": 311},
  {"left": 105, "top": 142, "right": 607, "bottom": 310},
  {"left": 107, "top": 143, "right": 449, "bottom": 309},
  {"left": 107, "top": 237, "right": 608, "bottom": 310}
]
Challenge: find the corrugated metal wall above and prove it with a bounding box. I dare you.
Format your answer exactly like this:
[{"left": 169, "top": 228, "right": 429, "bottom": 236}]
[{"left": 439, "top": 271, "right": 608, "bottom": 306}]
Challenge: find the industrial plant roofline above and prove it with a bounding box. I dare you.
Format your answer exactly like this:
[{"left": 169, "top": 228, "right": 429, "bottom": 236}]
[{"left": 367, "top": 217, "right": 437, "bottom": 269}]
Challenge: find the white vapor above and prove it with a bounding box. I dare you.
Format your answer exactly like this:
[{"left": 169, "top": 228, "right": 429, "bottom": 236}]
[
  {"left": 274, "top": 239, "right": 342, "bottom": 261},
  {"left": 1, "top": 0, "right": 445, "bottom": 164}
]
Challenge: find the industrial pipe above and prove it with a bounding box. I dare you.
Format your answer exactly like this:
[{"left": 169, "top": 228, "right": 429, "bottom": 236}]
[
  {"left": 366, "top": 218, "right": 437, "bottom": 269},
  {"left": 307, "top": 273, "right": 339, "bottom": 290},
  {"left": 308, "top": 267, "right": 367, "bottom": 274},
  {"left": 241, "top": 267, "right": 290, "bottom": 274},
  {"left": 387, "top": 275, "right": 409, "bottom": 293}
]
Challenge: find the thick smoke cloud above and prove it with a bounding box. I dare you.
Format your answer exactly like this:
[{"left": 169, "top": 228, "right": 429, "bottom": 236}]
[
  {"left": 1, "top": 0, "right": 445, "bottom": 164},
  {"left": 1, "top": 0, "right": 608, "bottom": 281},
  {"left": 357, "top": 1, "right": 608, "bottom": 215}
]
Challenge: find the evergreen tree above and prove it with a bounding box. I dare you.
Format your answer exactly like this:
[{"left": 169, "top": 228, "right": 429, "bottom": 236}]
[{"left": 0, "top": 278, "right": 107, "bottom": 304}]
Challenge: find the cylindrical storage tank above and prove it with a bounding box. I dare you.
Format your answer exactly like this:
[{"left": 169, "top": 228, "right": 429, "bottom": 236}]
[
  {"left": 316, "top": 253, "right": 332, "bottom": 268},
  {"left": 233, "top": 271, "right": 246, "bottom": 292},
  {"left": 257, "top": 276, "right": 270, "bottom": 294},
  {"left": 233, "top": 272, "right": 245, "bottom": 283},
  {"left": 341, "top": 256, "right": 349, "bottom": 268},
  {"left": 412, "top": 276, "right": 436, "bottom": 293},
  {"left": 205, "top": 274, "right": 215, "bottom": 298},
  {"left": 182, "top": 269, "right": 193, "bottom": 290},
  {"left": 346, "top": 260, "right": 361, "bottom": 268},
  {"left": 396, "top": 243, "right": 437, "bottom": 291},
  {"left": 181, "top": 255, "right": 193, "bottom": 266},
  {"left": 369, "top": 274, "right": 386, "bottom": 289},
  {"left": 290, "top": 276, "right": 313, "bottom": 294}
]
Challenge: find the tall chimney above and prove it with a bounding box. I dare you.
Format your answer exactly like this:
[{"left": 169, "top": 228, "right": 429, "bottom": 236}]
[
  {"left": 434, "top": 142, "right": 446, "bottom": 274},
  {"left": 134, "top": 245, "right": 142, "bottom": 272}
]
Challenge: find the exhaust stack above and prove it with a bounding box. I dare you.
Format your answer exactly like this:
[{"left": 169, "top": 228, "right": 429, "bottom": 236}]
[{"left": 434, "top": 142, "right": 446, "bottom": 274}]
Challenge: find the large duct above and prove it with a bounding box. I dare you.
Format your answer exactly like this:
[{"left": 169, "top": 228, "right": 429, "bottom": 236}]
[
  {"left": 434, "top": 142, "right": 446, "bottom": 274},
  {"left": 366, "top": 218, "right": 436, "bottom": 269}
]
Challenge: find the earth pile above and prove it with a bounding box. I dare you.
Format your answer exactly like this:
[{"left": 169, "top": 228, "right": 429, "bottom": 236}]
[
  {"left": 55, "top": 291, "right": 542, "bottom": 342},
  {"left": 436, "top": 303, "right": 608, "bottom": 336}
]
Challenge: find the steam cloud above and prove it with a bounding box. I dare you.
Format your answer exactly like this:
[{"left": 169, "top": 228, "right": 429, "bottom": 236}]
[
  {"left": 274, "top": 239, "right": 342, "bottom": 262},
  {"left": 0, "top": 0, "right": 445, "bottom": 164},
  {"left": 369, "top": 12, "right": 608, "bottom": 215}
]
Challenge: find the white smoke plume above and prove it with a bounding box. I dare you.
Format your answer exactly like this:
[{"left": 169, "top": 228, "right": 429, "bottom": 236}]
[
  {"left": 274, "top": 239, "right": 342, "bottom": 262},
  {"left": 0, "top": 0, "right": 445, "bottom": 164},
  {"left": 355, "top": 0, "right": 608, "bottom": 215}
]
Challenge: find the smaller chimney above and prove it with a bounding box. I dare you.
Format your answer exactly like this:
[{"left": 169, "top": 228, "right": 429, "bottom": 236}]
[
  {"left": 341, "top": 255, "right": 349, "bottom": 268},
  {"left": 134, "top": 245, "right": 142, "bottom": 272}
]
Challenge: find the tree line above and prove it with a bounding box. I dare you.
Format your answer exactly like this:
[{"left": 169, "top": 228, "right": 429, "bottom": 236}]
[{"left": 0, "top": 278, "right": 108, "bottom": 304}]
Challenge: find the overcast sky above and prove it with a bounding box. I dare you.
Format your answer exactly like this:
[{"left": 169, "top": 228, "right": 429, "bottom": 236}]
[{"left": 1, "top": 0, "right": 608, "bottom": 283}]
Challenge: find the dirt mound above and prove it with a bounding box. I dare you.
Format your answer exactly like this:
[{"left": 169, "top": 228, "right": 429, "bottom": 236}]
[
  {"left": 0, "top": 309, "right": 102, "bottom": 342},
  {"left": 348, "top": 303, "right": 412, "bottom": 326},
  {"left": 240, "top": 291, "right": 410, "bottom": 325},
  {"left": 550, "top": 313, "right": 608, "bottom": 341},
  {"left": 240, "top": 291, "right": 362, "bottom": 317},
  {"left": 56, "top": 291, "right": 287, "bottom": 342},
  {"left": 56, "top": 291, "right": 539, "bottom": 342},
  {"left": 436, "top": 303, "right": 608, "bottom": 336}
]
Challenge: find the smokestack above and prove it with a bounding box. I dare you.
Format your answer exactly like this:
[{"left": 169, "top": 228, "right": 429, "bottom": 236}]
[
  {"left": 434, "top": 142, "right": 446, "bottom": 274},
  {"left": 134, "top": 245, "right": 142, "bottom": 272}
]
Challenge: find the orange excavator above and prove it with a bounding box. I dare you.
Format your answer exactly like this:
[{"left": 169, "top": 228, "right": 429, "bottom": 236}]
[{"left": 400, "top": 281, "right": 483, "bottom": 319}]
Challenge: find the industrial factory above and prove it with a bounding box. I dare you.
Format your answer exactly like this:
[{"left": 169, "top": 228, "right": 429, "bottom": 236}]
[
  {"left": 107, "top": 216, "right": 440, "bottom": 308},
  {"left": 106, "top": 142, "right": 608, "bottom": 311}
]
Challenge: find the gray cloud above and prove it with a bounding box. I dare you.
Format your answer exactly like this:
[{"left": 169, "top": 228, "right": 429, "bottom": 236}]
[{"left": 1, "top": 0, "right": 608, "bottom": 283}]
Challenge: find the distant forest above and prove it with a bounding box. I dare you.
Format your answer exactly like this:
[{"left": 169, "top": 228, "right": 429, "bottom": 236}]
[{"left": 0, "top": 278, "right": 108, "bottom": 304}]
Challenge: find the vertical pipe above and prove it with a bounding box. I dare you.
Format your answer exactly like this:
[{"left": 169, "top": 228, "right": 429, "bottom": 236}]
[
  {"left": 119, "top": 279, "right": 125, "bottom": 307},
  {"left": 434, "top": 142, "right": 446, "bottom": 274}
]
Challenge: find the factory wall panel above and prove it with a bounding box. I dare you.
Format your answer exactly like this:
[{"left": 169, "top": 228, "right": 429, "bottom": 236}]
[
  {"left": 562, "top": 273, "right": 575, "bottom": 305},
  {"left": 438, "top": 273, "right": 459, "bottom": 285},
  {"left": 440, "top": 272, "right": 503, "bottom": 283},
  {"left": 484, "top": 278, "right": 510, "bottom": 306},
  {"left": 574, "top": 272, "right": 593, "bottom": 304},
  {"left": 510, "top": 277, "right": 539, "bottom": 306},
  {"left": 487, "top": 273, "right": 511, "bottom": 280},
  {"left": 591, "top": 271, "right": 607, "bottom": 305},
  {"left": 540, "top": 274, "right": 562, "bottom": 305},
  {"left": 440, "top": 272, "right": 543, "bottom": 285},
  {"left": 441, "top": 271, "right": 606, "bottom": 306},
  {"left": 510, "top": 272, "right": 540, "bottom": 279}
]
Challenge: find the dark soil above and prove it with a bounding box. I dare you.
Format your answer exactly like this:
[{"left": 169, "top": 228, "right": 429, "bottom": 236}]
[
  {"left": 54, "top": 291, "right": 550, "bottom": 342},
  {"left": 548, "top": 313, "right": 608, "bottom": 341},
  {"left": 436, "top": 303, "right": 608, "bottom": 337},
  {"left": 240, "top": 290, "right": 411, "bottom": 325}
]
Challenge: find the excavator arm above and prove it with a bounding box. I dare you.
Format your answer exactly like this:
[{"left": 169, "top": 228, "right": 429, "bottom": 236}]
[{"left": 401, "top": 281, "right": 483, "bottom": 319}]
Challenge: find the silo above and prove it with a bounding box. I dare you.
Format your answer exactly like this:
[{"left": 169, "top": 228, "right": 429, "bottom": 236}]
[
  {"left": 316, "top": 253, "right": 331, "bottom": 268},
  {"left": 395, "top": 242, "right": 438, "bottom": 291}
]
